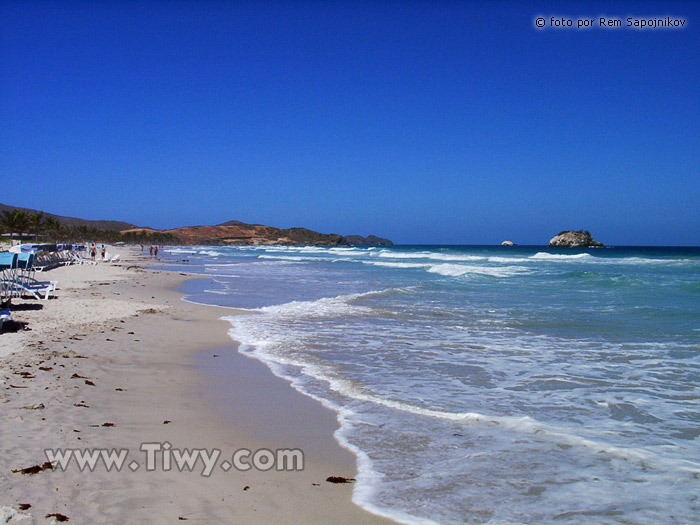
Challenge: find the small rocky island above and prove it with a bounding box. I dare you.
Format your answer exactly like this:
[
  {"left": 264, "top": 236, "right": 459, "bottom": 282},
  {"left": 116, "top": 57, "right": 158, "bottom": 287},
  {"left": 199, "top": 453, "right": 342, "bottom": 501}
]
[{"left": 548, "top": 230, "right": 604, "bottom": 247}]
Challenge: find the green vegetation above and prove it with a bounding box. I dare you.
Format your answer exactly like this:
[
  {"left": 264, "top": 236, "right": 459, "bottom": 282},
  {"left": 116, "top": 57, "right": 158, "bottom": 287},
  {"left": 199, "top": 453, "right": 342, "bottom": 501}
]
[
  {"left": 1, "top": 209, "right": 177, "bottom": 246},
  {"left": 1, "top": 209, "right": 29, "bottom": 242}
]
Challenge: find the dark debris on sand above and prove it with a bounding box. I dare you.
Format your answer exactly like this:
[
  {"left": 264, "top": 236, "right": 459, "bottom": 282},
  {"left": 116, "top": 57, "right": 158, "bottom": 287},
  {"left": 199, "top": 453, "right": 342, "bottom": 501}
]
[
  {"left": 325, "top": 476, "right": 356, "bottom": 484},
  {"left": 45, "top": 513, "right": 69, "bottom": 522},
  {"left": 12, "top": 461, "right": 54, "bottom": 475}
]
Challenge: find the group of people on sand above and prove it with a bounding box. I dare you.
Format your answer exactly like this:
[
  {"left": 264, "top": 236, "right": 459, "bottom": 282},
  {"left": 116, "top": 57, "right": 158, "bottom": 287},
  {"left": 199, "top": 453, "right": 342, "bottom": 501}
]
[{"left": 89, "top": 243, "right": 107, "bottom": 261}]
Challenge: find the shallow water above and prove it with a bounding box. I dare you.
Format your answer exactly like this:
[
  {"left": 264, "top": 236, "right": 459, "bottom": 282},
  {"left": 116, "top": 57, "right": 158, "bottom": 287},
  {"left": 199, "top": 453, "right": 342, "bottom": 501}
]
[{"left": 164, "top": 245, "right": 700, "bottom": 524}]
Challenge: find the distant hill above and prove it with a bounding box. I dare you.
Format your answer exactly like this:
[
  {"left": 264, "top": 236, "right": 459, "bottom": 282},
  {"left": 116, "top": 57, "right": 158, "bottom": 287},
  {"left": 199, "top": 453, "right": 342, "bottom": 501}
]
[
  {"left": 345, "top": 234, "right": 393, "bottom": 246},
  {"left": 0, "top": 203, "right": 136, "bottom": 231},
  {"left": 166, "top": 223, "right": 349, "bottom": 246},
  {"left": 1, "top": 203, "right": 390, "bottom": 246}
]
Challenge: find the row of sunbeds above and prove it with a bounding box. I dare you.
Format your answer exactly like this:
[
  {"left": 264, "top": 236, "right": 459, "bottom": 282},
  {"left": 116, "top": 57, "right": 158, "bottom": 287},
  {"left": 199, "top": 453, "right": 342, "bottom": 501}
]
[
  {"left": 0, "top": 248, "right": 119, "bottom": 331},
  {"left": 1, "top": 251, "right": 58, "bottom": 303}
]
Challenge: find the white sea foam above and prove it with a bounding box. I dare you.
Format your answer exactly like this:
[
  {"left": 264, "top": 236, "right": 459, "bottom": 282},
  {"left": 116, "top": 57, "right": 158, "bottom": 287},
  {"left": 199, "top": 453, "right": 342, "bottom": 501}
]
[
  {"left": 427, "top": 263, "right": 530, "bottom": 278},
  {"left": 374, "top": 250, "right": 487, "bottom": 262},
  {"left": 254, "top": 288, "right": 403, "bottom": 317},
  {"left": 257, "top": 254, "right": 322, "bottom": 262},
  {"left": 530, "top": 252, "right": 594, "bottom": 260},
  {"left": 328, "top": 247, "right": 363, "bottom": 255},
  {"left": 225, "top": 310, "right": 682, "bottom": 487},
  {"left": 364, "top": 260, "right": 530, "bottom": 278},
  {"left": 255, "top": 297, "right": 370, "bottom": 319},
  {"left": 364, "top": 261, "right": 428, "bottom": 269}
]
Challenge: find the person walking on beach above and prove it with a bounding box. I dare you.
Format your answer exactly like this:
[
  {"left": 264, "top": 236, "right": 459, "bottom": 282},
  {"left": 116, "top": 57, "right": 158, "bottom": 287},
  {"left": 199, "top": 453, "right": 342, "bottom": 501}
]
[
  {"left": 90, "top": 243, "right": 97, "bottom": 261},
  {"left": 154, "top": 245, "right": 158, "bottom": 258},
  {"left": 149, "top": 245, "right": 153, "bottom": 257},
  {"left": 101, "top": 245, "right": 106, "bottom": 260}
]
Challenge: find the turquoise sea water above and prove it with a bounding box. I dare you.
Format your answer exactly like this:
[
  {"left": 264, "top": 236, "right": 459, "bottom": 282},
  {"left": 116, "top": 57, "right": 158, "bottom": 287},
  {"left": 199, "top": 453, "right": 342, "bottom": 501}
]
[{"left": 162, "top": 245, "right": 700, "bottom": 524}]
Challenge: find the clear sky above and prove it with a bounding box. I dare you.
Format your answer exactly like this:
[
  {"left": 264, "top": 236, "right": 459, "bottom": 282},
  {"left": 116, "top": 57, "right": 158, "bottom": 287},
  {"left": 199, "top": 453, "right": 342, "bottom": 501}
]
[{"left": 1, "top": 1, "right": 698, "bottom": 245}]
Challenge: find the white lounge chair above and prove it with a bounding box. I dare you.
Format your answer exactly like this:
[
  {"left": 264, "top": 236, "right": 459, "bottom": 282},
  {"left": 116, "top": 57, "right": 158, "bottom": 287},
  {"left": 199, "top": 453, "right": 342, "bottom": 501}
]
[{"left": 70, "top": 252, "right": 97, "bottom": 265}]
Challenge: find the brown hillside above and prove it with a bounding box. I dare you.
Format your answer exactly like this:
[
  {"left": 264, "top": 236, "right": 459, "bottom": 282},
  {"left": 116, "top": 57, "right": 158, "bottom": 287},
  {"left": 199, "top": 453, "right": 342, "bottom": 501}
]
[{"left": 165, "top": 224, "right": 349, "bottom": 246}]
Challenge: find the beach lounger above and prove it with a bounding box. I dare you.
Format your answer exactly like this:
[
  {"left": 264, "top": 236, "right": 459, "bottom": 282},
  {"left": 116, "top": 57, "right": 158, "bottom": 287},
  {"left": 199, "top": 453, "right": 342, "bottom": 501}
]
[
  {"left": 18, "top": 253, "right": 58, "bottom": 287},
  {"left": 10, "top": 281, "right": 53, "bottom": 300},
  {"left": 70, "top": 252, "right": 97, "bottom": 265},
  {"left": 34, "top": 251, "right": 73, "bottom": 270},
  {"left": 1, "top": 252, "right": 56, "bottom": 300}
]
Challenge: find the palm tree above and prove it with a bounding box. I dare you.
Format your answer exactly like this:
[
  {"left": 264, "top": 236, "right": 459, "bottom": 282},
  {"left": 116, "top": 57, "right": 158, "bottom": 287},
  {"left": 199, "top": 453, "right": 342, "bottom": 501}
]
[
  {"left": 28, "top": 212, "right": 45, "bottom": 241},
  {"left": 0, "top": 209, "right": 29, "bottom": 244},
  {"left": 14, "top": 211, "right": 29, "bottom": 242},
  {"left": 44, "top": 217, "right": 64, "bottom": 243},
  {"left": 75, "top": 225, "right": 89, "bottom": 242},
  {"left": 0, "top": 210, "right": 14, "bottom": 240}
]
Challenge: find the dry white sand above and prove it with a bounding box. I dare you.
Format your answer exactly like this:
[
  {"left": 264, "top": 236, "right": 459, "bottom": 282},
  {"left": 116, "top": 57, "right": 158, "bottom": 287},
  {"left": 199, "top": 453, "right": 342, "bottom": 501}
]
[{"left": 1, "top": 248, "right": 393, "bottom": 524}]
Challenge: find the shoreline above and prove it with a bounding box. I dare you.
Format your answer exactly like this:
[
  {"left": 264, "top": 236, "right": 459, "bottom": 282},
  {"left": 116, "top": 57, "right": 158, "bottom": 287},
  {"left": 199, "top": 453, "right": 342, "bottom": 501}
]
[{"left": 0, "top": 248, "right": 393, "bottom": 523}]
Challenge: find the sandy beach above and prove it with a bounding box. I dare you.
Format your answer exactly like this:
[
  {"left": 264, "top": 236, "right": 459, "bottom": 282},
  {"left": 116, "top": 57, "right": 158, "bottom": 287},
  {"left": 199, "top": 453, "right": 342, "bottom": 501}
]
[{"left": 0, "top": 248, "right": 392, "bottom": 524}]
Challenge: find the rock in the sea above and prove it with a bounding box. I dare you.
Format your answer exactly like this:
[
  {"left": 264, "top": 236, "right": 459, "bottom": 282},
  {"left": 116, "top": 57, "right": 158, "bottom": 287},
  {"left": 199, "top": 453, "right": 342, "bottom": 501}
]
[
  {"left": 501, "top": 240, "right": 514, "bottom": 246},
  {"left": 548, "top": 230, "right": 603, "bottom": 247}
]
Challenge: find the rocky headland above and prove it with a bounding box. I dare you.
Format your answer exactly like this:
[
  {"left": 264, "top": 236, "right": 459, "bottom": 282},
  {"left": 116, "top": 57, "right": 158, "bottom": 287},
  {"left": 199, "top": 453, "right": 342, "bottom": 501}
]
[{"left": 345, "top": 235, "right": 393, "bottom": 246}]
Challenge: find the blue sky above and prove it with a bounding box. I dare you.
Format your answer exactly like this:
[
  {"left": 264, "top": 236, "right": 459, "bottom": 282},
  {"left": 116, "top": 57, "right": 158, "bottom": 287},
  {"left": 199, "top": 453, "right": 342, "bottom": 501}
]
[{"left": 1, "top": 1, "right": 698, "bottom": 245}]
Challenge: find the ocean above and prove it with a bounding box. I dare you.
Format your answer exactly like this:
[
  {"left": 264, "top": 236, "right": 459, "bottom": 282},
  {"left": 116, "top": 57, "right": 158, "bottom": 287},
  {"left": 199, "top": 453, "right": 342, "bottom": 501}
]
[{"left": 160, "top": 245, "right": 700, "bottom": 524}]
